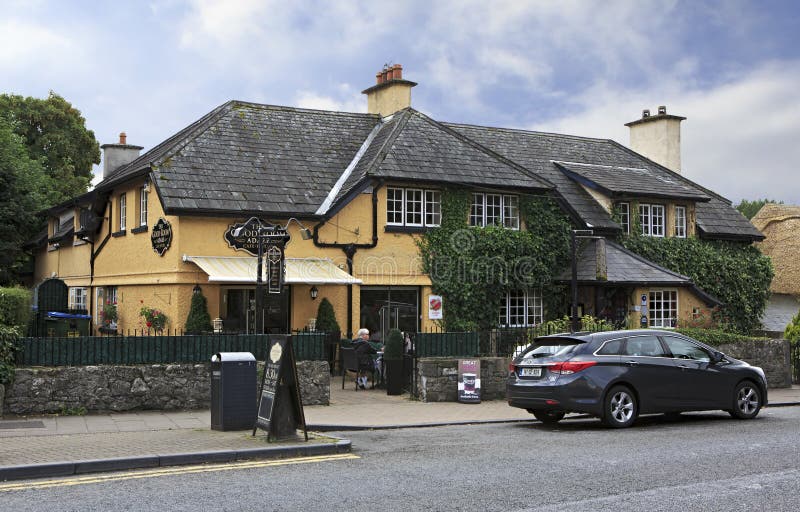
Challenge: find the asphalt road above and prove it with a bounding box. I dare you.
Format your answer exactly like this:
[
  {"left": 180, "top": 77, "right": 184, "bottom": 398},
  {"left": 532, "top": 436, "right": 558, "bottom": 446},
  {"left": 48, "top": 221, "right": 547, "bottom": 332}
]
[{"left": 3, "top": 407, "right": 800, "bottom": 512}]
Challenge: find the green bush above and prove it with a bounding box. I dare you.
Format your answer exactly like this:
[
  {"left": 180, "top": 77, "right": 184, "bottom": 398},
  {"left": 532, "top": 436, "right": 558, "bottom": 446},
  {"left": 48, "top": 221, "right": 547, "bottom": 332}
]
[
  {"left": 0, "top": 286, "right": 31, "bottom": 330},
  {"left": 0, "top": 325, "right": 21, "bottom": 385},
  {"left": 784, "top": 310, "right": 800, "bottom": 344},
  {"left": 540, "top": 315, "right": 615, "bottom": 335},
  {"left": 384, "top": 328, "right": 404, "bottom": 361},
  {"left": 185, "top": 290, "right": 213, "bottom": 333},
  {"left": 675, "top": 327, "right": 770, "bottom": 347},
  {"left": 315, "top": 298, "right": 340, "bottom": 334}
]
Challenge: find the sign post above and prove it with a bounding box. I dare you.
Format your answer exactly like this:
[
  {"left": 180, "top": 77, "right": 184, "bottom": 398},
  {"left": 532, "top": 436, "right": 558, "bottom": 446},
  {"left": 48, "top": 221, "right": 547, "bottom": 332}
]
[{"left": 254, "top": 335, "right": 308, "bottom": 441}]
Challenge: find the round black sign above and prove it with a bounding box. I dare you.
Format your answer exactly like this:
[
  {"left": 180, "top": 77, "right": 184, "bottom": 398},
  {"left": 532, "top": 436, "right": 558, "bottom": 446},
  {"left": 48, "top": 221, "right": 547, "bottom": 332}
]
[{"left": 151, "top": 218, "right": 172, "bottom": 256}]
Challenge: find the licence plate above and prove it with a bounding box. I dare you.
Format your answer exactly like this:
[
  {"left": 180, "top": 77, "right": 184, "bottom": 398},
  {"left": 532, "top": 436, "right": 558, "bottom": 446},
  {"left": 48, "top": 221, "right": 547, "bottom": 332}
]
[{"left": 520, "top": 367, "right": 542, "bottom": 377}]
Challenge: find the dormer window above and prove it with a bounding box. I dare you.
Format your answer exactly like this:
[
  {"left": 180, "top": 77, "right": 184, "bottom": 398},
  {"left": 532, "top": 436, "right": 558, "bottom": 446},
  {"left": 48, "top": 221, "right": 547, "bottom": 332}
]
[
  {"left": 139, "top": 185, "right": 148, "bottom": 226},
  {"left": 675, "top": 206, "right": 686, "bottom": 238},
  {"left": 617, "top": 202, "right": 630, "bottom": 234},
  {"left": 119, "top": 193, "right": 127, "bottom": 231},
  {"left": 386, "top": 187, "right": 440, "bottom": 227}
]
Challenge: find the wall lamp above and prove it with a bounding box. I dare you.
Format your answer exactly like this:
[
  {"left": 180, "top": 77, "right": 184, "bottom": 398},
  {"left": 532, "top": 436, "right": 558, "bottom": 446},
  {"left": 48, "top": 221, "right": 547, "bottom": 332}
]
[
  {"left": 310, "top": 285, "right": 319, "bottom": 300},
  {"left": 285, "top": 217, "right": 313, "bottom": 240}
]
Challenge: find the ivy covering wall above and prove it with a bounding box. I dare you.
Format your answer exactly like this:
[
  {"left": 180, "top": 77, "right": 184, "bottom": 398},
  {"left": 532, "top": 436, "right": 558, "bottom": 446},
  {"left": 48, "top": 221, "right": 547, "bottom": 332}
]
[
  {"left": 417, "top": 189, "right": 572, "bottom": 330},
  {"left": 620, "top": 235, "right": 773, "bottom": 333}
]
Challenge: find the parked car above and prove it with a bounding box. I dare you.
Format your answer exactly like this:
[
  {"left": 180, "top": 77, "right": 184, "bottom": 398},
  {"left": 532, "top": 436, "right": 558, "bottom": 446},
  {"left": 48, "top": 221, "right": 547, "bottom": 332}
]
[{"left": 507, "top": 329, "right": 768, "bottom": 428}]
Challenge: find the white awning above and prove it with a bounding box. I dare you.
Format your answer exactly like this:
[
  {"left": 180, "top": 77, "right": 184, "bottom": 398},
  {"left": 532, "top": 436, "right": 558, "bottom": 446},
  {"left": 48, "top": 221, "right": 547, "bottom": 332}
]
[{"left": 182, "top": 255, "right": 362, "bottom": 285}]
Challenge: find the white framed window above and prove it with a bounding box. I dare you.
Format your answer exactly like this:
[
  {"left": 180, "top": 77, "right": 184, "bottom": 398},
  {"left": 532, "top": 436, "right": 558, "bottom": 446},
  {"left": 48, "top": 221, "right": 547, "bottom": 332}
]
[
  {"left": 69, "top": 287, "right": 87, "bottom": 311},
  {"left": 649, "top": 289, "right": 678, "bottom": 328},
  {"left": 386, "top": 187, "right": 441, "bottom": 227},
  {"left": 470, "top": 193, "right": 520, "bottom": 229},
  {"left": 405, "top": 189, "right": 423, "bottom": 226},
  {"left": 387, "top": 187, "right": 404, "bottom": 225},
  {"left": 617, "top": 202, "right": 630, "bottom": 234},
  {"left": 674, "top": 206, "right": 686, "bottom": 238},
  {"left": 639, "top": 203, "right": 664, "bottom": 237},
  {"left": 139, "top": 186, "right": 148, "bottom": 226},
  {"left": 499, "top": 289, "right": 543, "bottom": 327},
  {"left": 425, "top": 190, "right": 441, "bottom": 226},
  {"left": 119, "top": 193, "right": 127, "bottom": 231}
]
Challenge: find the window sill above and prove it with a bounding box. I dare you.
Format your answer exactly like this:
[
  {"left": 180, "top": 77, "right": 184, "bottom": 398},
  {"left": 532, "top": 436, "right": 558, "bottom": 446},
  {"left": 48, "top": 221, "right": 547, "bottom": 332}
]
[
  {"left": 384, "top": 225, "right": 432, "bottom": 234},
  {"left": 131, "top": 225, "right": 148, "bottom": 234},
  {"left": 112, "top": 230, "right": 127, "bottom": 238}
]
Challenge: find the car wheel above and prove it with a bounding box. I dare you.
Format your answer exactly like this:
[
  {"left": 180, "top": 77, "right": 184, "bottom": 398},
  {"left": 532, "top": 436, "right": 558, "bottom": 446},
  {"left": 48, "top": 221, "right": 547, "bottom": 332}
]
[
  {"left": 729, "top": 381, "right": 762, "bottom": 419},
  {"left": 602, "top": 385, "right": 638, "bottom": 428},
  {"left": 531, "top": 410, "right": 566, "bottom": 425}
]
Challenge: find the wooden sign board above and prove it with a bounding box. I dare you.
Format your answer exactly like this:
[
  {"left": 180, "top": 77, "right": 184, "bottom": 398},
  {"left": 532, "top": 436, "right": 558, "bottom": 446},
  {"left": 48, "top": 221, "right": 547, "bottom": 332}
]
[{"left": 254, "top": 335, "right": 308, "bottom": 441}]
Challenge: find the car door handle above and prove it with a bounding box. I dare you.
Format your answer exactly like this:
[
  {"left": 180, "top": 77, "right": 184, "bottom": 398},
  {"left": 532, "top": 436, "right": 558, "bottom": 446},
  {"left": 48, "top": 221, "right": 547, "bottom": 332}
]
[
  {"left": 677, "top": 364, "right": 690, "bottom": 370},
  {"left": 626, "top": 360, "right": 639, "bottom": 367}
]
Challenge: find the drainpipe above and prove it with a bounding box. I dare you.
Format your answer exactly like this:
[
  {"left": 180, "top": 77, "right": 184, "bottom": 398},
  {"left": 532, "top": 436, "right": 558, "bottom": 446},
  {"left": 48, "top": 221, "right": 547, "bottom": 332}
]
[{"left": 312, "top": 180, "right": 383, "bottom": 337}]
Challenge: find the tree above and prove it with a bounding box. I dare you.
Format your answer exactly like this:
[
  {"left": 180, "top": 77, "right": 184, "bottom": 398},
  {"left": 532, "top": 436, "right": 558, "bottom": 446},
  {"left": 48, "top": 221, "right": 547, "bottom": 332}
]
[
  {"left": 185, "top": 289, "right": 213, "bottom": 333},
  {"left": 315, "top": 298, "right": 341, "bottom": 334},
  {"left": 0, "top": 117, "right": 47, "bottom": 285},
  {"left": 735, "top": 198, "right": 783, "bottom": 220},
  {"left": 0, "top": 92, "right": 100, "bottom": 206}
]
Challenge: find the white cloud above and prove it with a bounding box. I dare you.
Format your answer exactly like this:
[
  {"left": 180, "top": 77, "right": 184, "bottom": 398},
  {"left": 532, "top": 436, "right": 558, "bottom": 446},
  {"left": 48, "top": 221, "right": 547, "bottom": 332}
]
[
  {"left": 0, "top": 20, "right": 75, "bottom": 69},
  {"left": 294, "top": 88, "right": 366, "bottom": 114},
  {"left": 532, "top": 60, "right": 800, "bottom": 205}
]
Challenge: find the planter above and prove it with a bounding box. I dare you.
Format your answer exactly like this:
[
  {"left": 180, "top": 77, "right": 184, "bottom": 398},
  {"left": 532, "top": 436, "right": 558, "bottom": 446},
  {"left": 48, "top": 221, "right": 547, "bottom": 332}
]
[{"left": 385, "top": 359, "right": 403, "bottom": 395}]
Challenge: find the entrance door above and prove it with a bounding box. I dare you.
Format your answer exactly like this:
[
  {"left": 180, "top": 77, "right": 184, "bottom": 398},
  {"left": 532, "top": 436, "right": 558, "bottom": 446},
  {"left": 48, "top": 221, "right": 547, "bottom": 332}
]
[
  {"left": 225, "top": 287, "right": 289, "bottom": 334},
  {"left": 360, "top": 287, "right": 419, "bottom": 342}
]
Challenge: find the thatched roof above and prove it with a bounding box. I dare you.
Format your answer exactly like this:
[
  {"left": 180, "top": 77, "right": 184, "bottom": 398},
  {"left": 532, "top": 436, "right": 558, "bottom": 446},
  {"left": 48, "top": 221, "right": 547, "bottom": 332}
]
[{"left": 752, "top": 203, "right": 800, "bottom": 295}]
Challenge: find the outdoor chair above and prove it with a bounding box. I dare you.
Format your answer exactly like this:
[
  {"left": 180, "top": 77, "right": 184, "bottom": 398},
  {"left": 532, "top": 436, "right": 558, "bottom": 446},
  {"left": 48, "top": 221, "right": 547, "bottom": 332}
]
[{"left": 340, "top": 347, "right": 376, "bottom": 390}]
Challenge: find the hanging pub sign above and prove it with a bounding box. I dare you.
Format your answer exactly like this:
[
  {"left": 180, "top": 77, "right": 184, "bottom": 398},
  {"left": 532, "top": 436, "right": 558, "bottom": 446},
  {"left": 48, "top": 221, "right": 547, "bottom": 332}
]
[
  {"left": 458, "top": 359, "right": 481, "bottom": 404},
  {"left": 151, "top": 218, "right": 172, "bottom": 256},
  {"left": 254, "top": 335, "right": 308, "bottom": 441},
  {"left": 266, "top": 244, "right": 284, "bottom": 294},
  {"left": 224, "top": 218, "right": 290, "bottom": 256}
]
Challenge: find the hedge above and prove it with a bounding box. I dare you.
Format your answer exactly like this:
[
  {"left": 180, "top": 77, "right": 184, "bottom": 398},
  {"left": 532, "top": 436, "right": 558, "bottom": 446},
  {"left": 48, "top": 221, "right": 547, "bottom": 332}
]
[{"left": 0, "top": 286, "right": 31, "bottom": 330}]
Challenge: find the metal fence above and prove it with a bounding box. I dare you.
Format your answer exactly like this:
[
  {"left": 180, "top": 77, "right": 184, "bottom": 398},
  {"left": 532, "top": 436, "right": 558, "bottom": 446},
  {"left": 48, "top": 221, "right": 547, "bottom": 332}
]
[
  {"left": 15, "top": 332, "right": 329, "bottom": 366},
  {"left": 792, "top": 342, "right": 800, "bottom": 385}
]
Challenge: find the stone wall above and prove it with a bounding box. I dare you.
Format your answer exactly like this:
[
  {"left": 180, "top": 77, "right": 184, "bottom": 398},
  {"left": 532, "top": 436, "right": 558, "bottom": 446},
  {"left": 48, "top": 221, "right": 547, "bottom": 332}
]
[
  {"left": 718, "top": 339, "right": 792, "bottom": 389},
  {"left": 2, "top": 361, "right": 329, "bottom": 415},
  {"left": 416, "top": 357, "right": 507, "bottom": 402}
]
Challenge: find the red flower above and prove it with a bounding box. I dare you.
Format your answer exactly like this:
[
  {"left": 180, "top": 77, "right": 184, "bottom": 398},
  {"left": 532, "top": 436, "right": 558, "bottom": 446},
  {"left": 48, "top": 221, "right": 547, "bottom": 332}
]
[{"left": 146, "top": 321, "right": 152, "bottom": 327}]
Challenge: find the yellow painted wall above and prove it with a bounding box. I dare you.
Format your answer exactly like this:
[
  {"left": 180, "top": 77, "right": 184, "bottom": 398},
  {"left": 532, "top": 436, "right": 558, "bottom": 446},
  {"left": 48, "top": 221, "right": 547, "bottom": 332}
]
[{"left": 627, "top": 286, "right": 711, "bottom": 328}]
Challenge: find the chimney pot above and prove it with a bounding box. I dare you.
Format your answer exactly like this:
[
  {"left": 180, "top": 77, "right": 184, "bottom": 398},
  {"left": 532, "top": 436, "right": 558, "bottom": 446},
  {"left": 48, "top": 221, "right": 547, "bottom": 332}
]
[
  {"left": 642, "top": 109, "right": 650, "bottom": 118},
  {"left": 376, "top": 72, "right": 383, "bottom": 84},
  {"left": 393, "top": 64, "right": 402, "bottom": 80},
  {"left": 119, "top": 132, "right": 127, "bottom": 144},
  {"left": 658, "top": 105, "right": 667, "bottom": 115},
  {"left": 386, "top": 65, "right": 394, "bottom": 81}
]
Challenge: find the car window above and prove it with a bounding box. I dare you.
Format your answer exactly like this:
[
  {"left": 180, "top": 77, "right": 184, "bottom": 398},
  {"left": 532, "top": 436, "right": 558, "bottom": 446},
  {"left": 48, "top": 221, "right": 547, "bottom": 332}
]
[
  {"left": 623, "top": 336, "right": 667, "bottom": 357},
  {"left": 596, "top": 339, "right": 624, "bottom": 355},
  {"left": 521, "top": 340, "right": 581, "bottom": 359},
  {"left": 662, "top": 336, "right": 710, "bottom": 362}
]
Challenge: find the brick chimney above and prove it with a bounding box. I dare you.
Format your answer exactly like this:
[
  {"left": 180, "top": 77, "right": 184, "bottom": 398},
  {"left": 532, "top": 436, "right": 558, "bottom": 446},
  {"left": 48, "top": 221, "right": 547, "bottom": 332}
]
[
  {"left": 625, "top": 106, "right": 686, "bottom": 173},
  {"left": 100, "top": 132, "right": 143, "bottom": 180},
  {"left": 362, "top": 64, "right": 417, "bottom": 117}
]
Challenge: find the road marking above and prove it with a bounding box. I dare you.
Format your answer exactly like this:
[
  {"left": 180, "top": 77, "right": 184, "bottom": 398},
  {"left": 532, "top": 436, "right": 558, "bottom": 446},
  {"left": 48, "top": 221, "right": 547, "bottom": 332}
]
[{"left": 0, "top": 453, "right": 360, "bottom": 492}]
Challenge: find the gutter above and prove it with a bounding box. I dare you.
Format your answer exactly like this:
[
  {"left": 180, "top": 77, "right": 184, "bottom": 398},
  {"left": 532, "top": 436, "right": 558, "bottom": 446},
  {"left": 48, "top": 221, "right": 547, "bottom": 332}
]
[{"left": 312, "top": 180, "right": 383, "bottom": 338}]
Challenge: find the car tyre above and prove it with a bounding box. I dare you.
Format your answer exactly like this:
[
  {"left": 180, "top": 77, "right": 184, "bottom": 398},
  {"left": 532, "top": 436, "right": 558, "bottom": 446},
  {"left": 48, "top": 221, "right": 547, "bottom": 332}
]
[
  {"left": 729, "top": 381, "right": 762, "bottom": 420},
  {"left": 602, "top": 385, "right": 638, "bottom": 428},
  {"left": 531, "top": 410, "right": 566, "bottom": 425}
]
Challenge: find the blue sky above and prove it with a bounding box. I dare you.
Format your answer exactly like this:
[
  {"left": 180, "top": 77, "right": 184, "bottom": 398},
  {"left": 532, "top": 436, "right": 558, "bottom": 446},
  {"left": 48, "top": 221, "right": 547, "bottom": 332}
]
[{"left": 2, "top": 0, "right": 799, "bottom": 204}]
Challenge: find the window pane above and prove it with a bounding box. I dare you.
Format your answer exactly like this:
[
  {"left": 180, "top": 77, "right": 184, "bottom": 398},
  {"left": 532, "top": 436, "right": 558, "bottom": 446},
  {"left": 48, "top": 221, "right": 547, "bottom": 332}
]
[
  {"left": 618, "top": 202, "right": 630, "bottom": 234},
  {"left": 527, "top": 288, "right": 543, "bottom": 325},
  {"left": 486, "top": 194, "right": 502, "bottom": 226},
  {"left": 597, "top": 339, "right": 624, "bottom": 355},
  {"left": 119, "top": 194, "right": 127, "bottom": 231},
  {"left": 387, "top": 188, "right": 404, "bottom": 225},
  {"left": 651, "top": 205, "right": 664, "bottom": 237},
  {"left": 425, "top": 190, "right": 441, "bottom": 226},
  {"left": 140, "top": 187, "right": 148, "bottom": 226},
  {"left": 503, "top": 195, "right": 519, "bottom": 229},
  {"left": 624, "top": 336, "right": 667, "bottom": 357},
  {"left": 639, "top": 204, "right": 650, "bottom": 236},
  {"left": 405, "top": 189, "right": 423, "bottom": 225},
  {"left": 662, "top": 336, "right": 710, "bottom": 362},
  {"left": 470, "top": 193, "right": 484, "bottom": 227},
  {"left": 508, "top": 290, "right": 526, "bottom": 326},
  {"left": 675, "top": 206, "right": 686, "bottom": 238},
  {"left": 649, "top": 290, "right": 677, "bottom": 328}
]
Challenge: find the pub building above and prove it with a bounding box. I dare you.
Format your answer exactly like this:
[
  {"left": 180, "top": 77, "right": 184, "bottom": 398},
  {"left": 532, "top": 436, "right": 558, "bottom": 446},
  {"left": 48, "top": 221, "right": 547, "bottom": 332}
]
[{"left": 31, "top": 65, "right": 762, "bottom": 337}]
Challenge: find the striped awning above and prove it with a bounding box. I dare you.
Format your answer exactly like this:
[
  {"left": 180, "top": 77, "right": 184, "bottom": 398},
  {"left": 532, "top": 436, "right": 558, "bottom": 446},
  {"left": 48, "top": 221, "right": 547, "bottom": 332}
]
[{"left": 182, "top": 255, "right": 362, "bottom": 285}]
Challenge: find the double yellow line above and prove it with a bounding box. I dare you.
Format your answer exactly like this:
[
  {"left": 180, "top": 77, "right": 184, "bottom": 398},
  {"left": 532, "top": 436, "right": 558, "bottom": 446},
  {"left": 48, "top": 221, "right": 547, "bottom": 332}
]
[{"left": 0, "top": 453, "right": 360, "bottom": 492}]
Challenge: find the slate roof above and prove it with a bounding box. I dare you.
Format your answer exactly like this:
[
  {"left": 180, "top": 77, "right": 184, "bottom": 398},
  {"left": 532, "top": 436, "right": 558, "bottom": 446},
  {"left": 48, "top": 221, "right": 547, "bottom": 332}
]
[
  {"left": 555, "top": 239, "right": 721, "bottom": 306},
  {"left": 445, "top": 123, "right": 762, "bottom": 240},
  {"left": 554, "top": 161, "right": 710, "bottom": 201},
  {"left": 327, "top": 109, "right": 554, "bottom": 210}
]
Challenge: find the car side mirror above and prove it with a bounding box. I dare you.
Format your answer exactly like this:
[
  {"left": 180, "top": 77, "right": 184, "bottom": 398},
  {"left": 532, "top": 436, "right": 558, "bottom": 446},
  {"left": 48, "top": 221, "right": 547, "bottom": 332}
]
[{"left": 710, "top": 351, "right": 724, "bottom": 364}]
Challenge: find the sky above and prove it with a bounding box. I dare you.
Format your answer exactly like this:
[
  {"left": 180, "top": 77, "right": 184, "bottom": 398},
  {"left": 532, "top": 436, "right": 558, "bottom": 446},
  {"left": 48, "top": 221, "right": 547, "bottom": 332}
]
[{"left": 2, "top": 0, "right": 799, "bottom": 205}]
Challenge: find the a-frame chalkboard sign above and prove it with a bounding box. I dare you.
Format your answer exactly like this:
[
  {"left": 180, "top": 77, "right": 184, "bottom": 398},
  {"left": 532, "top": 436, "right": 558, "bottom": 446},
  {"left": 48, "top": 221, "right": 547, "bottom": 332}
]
[{"left": 253, "top": 335, "right": 308, "bottom": 441}]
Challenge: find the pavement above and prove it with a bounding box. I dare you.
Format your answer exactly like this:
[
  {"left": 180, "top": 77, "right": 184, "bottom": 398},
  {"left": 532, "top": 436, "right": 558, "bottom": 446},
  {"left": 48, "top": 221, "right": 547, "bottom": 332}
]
[{"left": 1, "top": 383, "right": 798, "bottom": 482}]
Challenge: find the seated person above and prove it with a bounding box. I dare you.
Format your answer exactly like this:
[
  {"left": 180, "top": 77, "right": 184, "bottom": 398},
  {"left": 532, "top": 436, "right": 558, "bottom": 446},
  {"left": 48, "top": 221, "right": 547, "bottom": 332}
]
[{"left": 352, "top": 328, "right": 379, "bottom": 389}]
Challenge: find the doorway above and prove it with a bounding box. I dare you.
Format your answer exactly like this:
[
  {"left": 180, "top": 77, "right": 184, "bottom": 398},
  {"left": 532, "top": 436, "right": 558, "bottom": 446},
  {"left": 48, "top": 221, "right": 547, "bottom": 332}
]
[
  {"left": 359, "top": 287, "right": 419, "bottom": 342},
  {"left": 224, "top": 286, "right": 290, "bottom": 334}
]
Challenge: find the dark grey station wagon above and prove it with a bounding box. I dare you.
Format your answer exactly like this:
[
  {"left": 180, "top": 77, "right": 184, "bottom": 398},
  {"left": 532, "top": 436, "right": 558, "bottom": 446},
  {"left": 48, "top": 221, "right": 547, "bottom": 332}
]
[{"left": 507, "top": 329, "right": 768, "bottom": 427}]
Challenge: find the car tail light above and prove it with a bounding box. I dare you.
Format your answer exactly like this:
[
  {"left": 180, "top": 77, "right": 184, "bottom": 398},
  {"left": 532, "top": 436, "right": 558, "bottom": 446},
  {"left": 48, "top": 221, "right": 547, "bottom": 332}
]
[
  {"left": 549, "top": 361, "right": 596, "bottom": 375},
  {"left": 509, "top": 362, "right": 516, "bottom": 373}
]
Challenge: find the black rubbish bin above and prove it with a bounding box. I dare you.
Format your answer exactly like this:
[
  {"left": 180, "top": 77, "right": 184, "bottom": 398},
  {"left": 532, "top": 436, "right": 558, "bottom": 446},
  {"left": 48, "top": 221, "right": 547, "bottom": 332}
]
[{"left": 210, "top": 352, "right": 257, "bottom": 431}]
